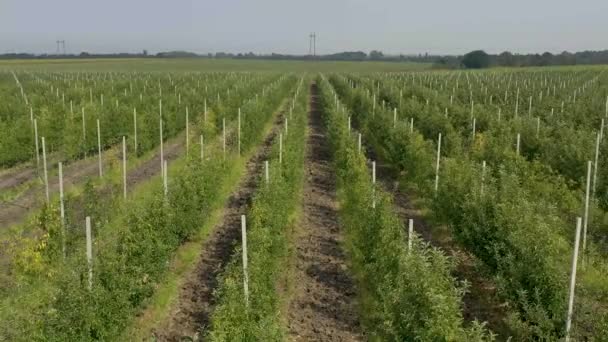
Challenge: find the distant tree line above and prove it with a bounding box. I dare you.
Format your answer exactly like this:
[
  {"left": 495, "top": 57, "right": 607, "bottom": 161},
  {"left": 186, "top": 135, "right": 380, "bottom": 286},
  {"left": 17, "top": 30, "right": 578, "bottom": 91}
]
[
  {"left": 437, "top": 50, "right": 608, "bottom": 69},
  {"left": 2, "top": 49, "right": 608, "bottom": 68}
]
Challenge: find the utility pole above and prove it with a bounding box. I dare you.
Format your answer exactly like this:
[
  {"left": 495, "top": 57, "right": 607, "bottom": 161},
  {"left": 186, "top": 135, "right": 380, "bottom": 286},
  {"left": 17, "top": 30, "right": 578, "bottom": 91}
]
[
  {"left": 56, "top": 40, "right": 66, "bottom": 55},
  {"left": 309, "top": 33, "right": 313, "bottom": 56},
  {"left": 313, "top": 32, "right": 316, "bottom": 57}
]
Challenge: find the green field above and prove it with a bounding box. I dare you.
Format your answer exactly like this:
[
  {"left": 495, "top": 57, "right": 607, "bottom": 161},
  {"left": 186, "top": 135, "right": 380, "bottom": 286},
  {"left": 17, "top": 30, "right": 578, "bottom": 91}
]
[
  {"left": 2, "top": 62, "right": 608, "bottom": 341},
  {"left": 0, "top": 57, "right": 429, "bottom": 73}
]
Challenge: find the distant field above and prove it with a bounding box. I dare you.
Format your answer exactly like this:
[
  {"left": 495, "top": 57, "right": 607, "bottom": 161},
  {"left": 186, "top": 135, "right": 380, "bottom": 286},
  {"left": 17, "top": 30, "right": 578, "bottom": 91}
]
[{"left": 0, "top": 57, "right": 429, "bottom": 73}]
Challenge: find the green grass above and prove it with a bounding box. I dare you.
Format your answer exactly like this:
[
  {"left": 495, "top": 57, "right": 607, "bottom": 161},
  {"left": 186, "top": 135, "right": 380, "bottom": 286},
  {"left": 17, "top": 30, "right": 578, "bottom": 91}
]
[{"left": 0, "top": 58, "right": 429, "bottom": 73}]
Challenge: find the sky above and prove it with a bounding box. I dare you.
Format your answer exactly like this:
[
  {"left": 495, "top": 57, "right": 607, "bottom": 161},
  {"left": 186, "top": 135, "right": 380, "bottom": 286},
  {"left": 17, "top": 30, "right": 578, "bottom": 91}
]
[{"left": 0, "top": 0, "right": 606, "bottom": 56}]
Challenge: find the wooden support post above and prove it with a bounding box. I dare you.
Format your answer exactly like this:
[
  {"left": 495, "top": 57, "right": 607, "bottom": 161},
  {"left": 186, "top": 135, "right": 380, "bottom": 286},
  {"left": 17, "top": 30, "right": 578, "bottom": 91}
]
[
  {"left": 122, "top": 136, "right": 127, "bottom": 199},
  {"left": 565, "top": 217, "right": 582, "bottom": 342},
  {"left": 279, "top": 133, "right": 283, "bottom": 164},
  {"left": 582, "top": 160, "right": 592, "bottom": 255},
  {"left": 160, "top": 118, "right": 164, "bottom": 176},
  {"left": 59, "top": 162, "right": 66, "bottom": 258},
  {"left": 186, "top": 107, "right": 189, "bottom": 157},
  {"left": 97, "top": 119, "right": 102, "bottom": 177},
  {"left": 42, "top": 137, "right": 49, "bottom": 202},
  {"left": 408, "top": 219, "right": 414, "bottom": 254},
  {"left": 241, "top": 215, "right": 249, "bottom": 307},
  {"left": 133, "top": 108, "right": 138, "bottom": 155},
  {"left": 163, "top": 160, "right": 168, "bottom": 197},
  {"left": 34, "top": 118, "right": 40, "bottom": 169},
  {"left": 223, "top": 118, "right": 226, "bottom": 161},
  {"left": 85, "top": 216, "right": 93, "bottom": 290},
  {"left": 200, "top": 134, "right": 204, "bottom": 161},
  {"left": 434, "top": 133, "right": 442, "bottom": 192}
]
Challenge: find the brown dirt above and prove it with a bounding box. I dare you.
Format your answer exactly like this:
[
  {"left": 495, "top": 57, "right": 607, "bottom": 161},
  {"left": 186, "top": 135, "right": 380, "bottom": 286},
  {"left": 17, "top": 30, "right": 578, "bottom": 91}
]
[
  {"left": 286, "top": 83, "right": 363, "bottom": 342},
  {"left": 0, "top": 165, "right": 36, "bottom": 191},
  {"left": 0, "top": 134, "right": 186, "bottom": 230},
  {"left": 152, "top": 113, "right": 284, "bottom": 342},
  {"left": 126, "top": 139, "right": 184, "bottom": 188},
  {"left": 367, "top": 148, "right": 512, "bottom": 340},
  {"left": 0, "top": 154, "right": 101, "bottom": 228}
]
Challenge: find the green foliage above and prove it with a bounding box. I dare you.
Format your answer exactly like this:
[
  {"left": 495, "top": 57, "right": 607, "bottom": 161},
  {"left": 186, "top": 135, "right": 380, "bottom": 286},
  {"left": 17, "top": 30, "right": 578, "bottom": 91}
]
[
  {"left": 0, "top": 74, "right": 297, "bottom": 341},
  {"left": 319, "top": 77, "right": 493, "bottom": 341},
  {"left": 209, "top": 79, "right": 308, "bottom": 341},
  {"left": 462, "top": 50, "right": 491, "bottom": 69},
  {"left": 336, "top": 69, "right": 608, "bottom": 340}
]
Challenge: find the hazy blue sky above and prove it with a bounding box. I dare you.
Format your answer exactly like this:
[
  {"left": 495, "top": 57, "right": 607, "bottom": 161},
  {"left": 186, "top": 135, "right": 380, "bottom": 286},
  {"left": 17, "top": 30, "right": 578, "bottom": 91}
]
[{"left": 1, "top": 0, "right": 606, "bottom": 55}]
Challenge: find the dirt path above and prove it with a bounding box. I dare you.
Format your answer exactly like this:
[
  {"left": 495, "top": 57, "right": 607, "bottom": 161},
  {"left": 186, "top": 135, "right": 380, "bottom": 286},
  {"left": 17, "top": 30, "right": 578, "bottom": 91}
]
[
  {"left": 0, "top": 134, "right": 186, "bottom": 229},
  {"left": 0, "top": 154, "right": 101, "bottom": 228},
  {"left": 367, "top": 149, "right": 512, "bottom": 340},
  {"left": 153, "top": 113, "right": 284, "bottom": 341},
  {"left": 0, "top": 165, "right": 36, "bottom": 191},
  {"left": 286, "top": 83, "right": 363, "bottom": 341}
]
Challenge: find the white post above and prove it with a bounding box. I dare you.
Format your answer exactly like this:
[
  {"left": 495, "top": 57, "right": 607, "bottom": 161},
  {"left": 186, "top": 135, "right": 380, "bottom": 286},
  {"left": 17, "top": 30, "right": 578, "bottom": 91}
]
[
  {"left": 279, "top": 133, "right": 283, "bottom": 164},
  {"left": 238, "top": 108, "right": 241, "bottom": 155},
  {"left": 133, "top": 108, "right": 137, "bottom": 155},
  {"left": 434, "top": 133, "right": 442, "bottom": 192},
  {"left": 82, "top": 107, "right": 86, "bottom": 143},
  {"left": 163, "top": 160, "right": 168, "bottom": 197},
  {"left": 372, "top": 161, "right": 376, "bottom": 184},
  {"left": 59, "top": 162, "right": 66, "bottom": 257},
  {"left": 408, "top": 219, "right": 414, "bottom": 254},
  {"left": 160, "top": 118, "right": 164, "bottom": 176},
  {"left": 515, "top": 88, "right": 519, "bottom": 118},
  {"left": 409, "top": 117, "right": 414, "bottom": 133},
  {"left": 264, "top": 160, "right": 270, "bottom": 184},
  {"left": 200, "top": 134, "right": 204, "bottom": 161},
  {"left": 582, "top": 160, "right": 592, "bottom": 254},
  {"left": 97, "top": 119, "right": 102, "bottom": 177},
  {"left": 565, "top": 217, "right": 582, "bottom": 342},
  {"left": 348, "top": 116, "right": 351, "bottom": 133},
  {"left": 600, "top": 119, "right": 605, "bottom": 140},
  {"left": 122, "top": 136, "right": 127, "bottom": 199},
  {"left": 241, "top": 215, "right": 249, "bottom": 307},
  {"left": 372, "top": 161, "right": 376, "bottom": 209},
  {"left": 498, "top": 107, "right": 501, "bottom": 122},
  {"left": 593, "top": 133, "right": 600, "bottom": 198},
  {"left": 358, "top": 133, "right": 362, "bottom": 153},
  {"left": 470, "top": 100, "right": 474, "bottom": 119},
  {"left": 186, "top": 107, "right": 189, "bottom": 157},
  {"left": 204, "top": 99, "right": 207, "bottom": 123},
  {"left": 393, "top": 108, "right": 397, "bottom": 128},
  {"left": 285, "top": 118, "right": 288, "bottom": 135},
  {"left": 34, "top": 119, "right": 40, "bottom": 168},
  {"left": 42, "top": 137, "right": 49, "bottom": 203},
  {"left": 536, "top": 117, "right": 540, "bottom": 137},
  {"left": 222, "top": 118, "right": 226, "bottom": 161},
  {"left": 472, "top": 117, "right": 476, "bottom": 143},
  {"left": 481, "top": 160, "right": 486, "bottom": 195},
  {"left": 516, "top": 133, "right": 521, "bottom": 155},
  {"left": 85, "top": 216, "right": 93, "bottom": 290}
]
